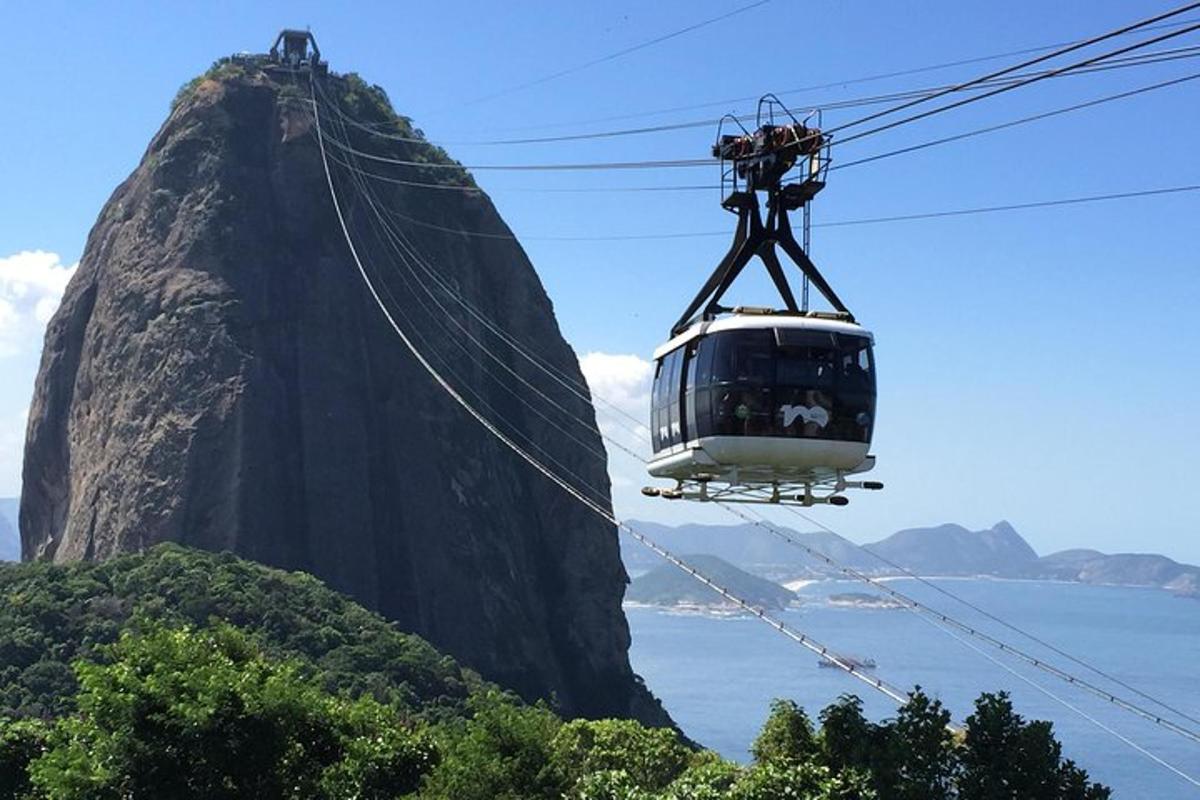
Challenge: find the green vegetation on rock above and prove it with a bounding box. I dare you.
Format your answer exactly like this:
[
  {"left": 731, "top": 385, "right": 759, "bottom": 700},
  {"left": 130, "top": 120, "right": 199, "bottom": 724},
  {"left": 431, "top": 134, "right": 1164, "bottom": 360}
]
[{"left": 0, "top": 544, "right": 477, "bottom": 721}]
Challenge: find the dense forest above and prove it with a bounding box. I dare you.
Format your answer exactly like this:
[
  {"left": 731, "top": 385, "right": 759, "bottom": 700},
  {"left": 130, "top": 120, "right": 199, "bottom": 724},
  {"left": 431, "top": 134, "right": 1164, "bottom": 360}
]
[{"left": 0, "top": 546, "right": 1109, "bottom": 799}]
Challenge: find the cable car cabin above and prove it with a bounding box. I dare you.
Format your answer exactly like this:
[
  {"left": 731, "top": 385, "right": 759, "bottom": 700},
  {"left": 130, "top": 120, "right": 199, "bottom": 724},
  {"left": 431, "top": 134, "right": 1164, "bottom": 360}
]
[{"left": 645, "top": 313, "right": 879, "bottom": 505}]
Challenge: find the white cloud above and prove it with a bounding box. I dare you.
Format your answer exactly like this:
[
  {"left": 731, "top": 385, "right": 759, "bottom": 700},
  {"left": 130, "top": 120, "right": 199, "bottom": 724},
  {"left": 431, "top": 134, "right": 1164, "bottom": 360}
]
[
  {"left": 0, "top": 406, "right": 28, "bottom": 497},
  {"left": 579, "top": 351, "right": 653, "bottom": 429},
  {"left": 579, "top": 351, "right": 657, "bottom": 513},
  {"left": 0, "top": 251, "right": 77, "bottom": 358}
]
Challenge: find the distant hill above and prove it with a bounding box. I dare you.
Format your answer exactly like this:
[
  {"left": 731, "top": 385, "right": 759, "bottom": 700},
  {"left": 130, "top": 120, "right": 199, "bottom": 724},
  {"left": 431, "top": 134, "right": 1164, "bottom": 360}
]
[
  {"left": 625, "top": 518, "right": 1200, "bottom": 596},
  {"left": 866, "top": 521, "right": 1038, "bottom": 577},
  {"left": 626, "top": 554, "right": 796, "bottom": 611},
  {"left": 1037, "top": 549, "right": 1200, "bottom": 595},
  {"left": 0, "top": 497, "right": 17, "bottom": 561},
  {"left": 620, "top": 520, "right": 876, "bottom": 576}
]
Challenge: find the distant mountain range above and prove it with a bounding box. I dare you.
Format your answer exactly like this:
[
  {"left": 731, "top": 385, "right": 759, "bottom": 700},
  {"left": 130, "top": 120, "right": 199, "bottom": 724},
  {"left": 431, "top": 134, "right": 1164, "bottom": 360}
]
[
  {"left": 0, "top": 498, "right": 18, "bottom": 561},
  {"left": 622, "top": 519, "right": 1200, "bottom": 597}
]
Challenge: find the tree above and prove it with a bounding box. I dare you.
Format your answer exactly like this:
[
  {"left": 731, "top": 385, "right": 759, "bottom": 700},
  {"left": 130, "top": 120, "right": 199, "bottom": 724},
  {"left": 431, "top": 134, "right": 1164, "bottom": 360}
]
[
  {"left": 416, "top": 691, "right": 563, "bottom": 800},
  {"left": 876, "top": 689, "right": 958, "bottom": 800},
  {"left": 731, "top": 762, "right": 875, "bottom": 800},
  {"left": 662, "top": 753, "right": 742, "bottom": 800},
  {"left": 546, "top": 718, "right": 693, "bottom": 796},
  {"left": 27, "top": 623, "right": 436, "bottom": 800},
  {"left": 750, "top": 700, "right": 818, "bottom": 766},
  {"left": 0, "top": 717, "right": 48, "bottom": 800},
  {"left": 960, "top": 693, "right": 1110, "bottom": 800},
  {"left": 818, "top": 695, "right": 875, "bottom": 775}
]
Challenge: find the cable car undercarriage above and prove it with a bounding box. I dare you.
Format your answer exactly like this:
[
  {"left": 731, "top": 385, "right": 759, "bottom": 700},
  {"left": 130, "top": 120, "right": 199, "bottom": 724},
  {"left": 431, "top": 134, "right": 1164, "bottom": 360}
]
[{"left": 643, "top": 97, "right": 883, "bottom": 507}]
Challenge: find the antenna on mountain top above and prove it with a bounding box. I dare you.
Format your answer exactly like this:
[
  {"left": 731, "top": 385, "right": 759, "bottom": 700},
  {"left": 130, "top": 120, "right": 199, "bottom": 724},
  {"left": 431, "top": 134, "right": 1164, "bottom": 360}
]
[{"left": 267, "top": 29, "right": 327, "bottom": 74}]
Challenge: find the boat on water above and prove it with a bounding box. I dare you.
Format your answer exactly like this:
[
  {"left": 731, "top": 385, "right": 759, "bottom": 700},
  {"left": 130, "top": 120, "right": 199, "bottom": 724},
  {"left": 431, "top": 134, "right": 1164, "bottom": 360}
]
[{"left": 818, "top": 655, "right": 876, "bottom": 670}]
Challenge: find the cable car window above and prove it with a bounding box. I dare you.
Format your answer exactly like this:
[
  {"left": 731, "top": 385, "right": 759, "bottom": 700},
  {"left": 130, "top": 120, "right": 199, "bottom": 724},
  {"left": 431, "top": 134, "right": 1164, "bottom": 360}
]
[
  {"left": 694, "top": 335, "right": 715, "bottom": 386},
  {"left": 775, "top": 328, "right": 836, "bottom": 349},
  {"left": 692, "top": 337, "right": 716, "bottom": 439},
  {"left": 653, "top": 357, "right": 668, "bottom": 407},
  {"left": 689, "top": 327, "right": 876, "bottom": 445},
  {"left": 683, "top": 342, "right": 699, "bottom": 441},
  {"left": 711, "top": 330, "right": 773, "bottom": 384},
  {"left": 651, "top": 356, "right": 668, "bottom": 452},
  {"left": 672, "top": 349, "right": 687, "bottom": 446}
]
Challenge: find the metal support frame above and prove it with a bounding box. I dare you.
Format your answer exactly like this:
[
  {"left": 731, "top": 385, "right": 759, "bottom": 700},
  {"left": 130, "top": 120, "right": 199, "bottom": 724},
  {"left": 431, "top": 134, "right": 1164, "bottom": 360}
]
[
  {"left": 643, "top": 473, "right": 884, "bottom": 507},
  {"left": 672, "top": 100, "right": 849, "bottom": 336},
  {"left": 672, "top": 184, "right": 851, "bottom": 335}
]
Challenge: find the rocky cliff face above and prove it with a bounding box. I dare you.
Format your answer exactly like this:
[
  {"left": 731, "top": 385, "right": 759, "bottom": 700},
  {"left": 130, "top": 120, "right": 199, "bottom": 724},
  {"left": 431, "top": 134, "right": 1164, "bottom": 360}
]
[{"left": 21, "top": 64, "right": 669, "bottom": 726}]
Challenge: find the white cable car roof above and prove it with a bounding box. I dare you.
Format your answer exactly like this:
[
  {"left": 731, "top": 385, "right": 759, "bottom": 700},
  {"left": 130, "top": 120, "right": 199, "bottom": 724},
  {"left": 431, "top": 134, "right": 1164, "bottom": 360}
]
[{"left": 653, "top": 310, "right": 874, "bottom": 360}]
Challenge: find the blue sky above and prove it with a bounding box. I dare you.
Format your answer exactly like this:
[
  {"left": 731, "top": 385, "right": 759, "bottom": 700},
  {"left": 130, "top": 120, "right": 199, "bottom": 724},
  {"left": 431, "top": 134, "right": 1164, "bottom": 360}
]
[{"left": 1, "top": 1, "right": 1197, "bottom": 560}]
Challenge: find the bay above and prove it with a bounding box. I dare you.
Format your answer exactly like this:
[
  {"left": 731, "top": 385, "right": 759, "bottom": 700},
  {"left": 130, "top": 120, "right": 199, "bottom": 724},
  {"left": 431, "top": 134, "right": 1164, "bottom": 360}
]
[{"left": 627, "top": 578, "right": 1200, "bottom": 798}]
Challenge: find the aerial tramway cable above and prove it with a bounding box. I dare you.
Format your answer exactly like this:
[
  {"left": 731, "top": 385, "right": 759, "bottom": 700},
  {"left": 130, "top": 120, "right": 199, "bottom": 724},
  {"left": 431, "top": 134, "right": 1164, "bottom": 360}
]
[
  {"left": 317, "top": 44, "right": 1200, "bottom": 147},
  {"left": 342, "top": 174, "right": 1200, "bottom": 241},
  {"left": 319, "top": 106, "right": 653, "bottom": 447},
  {"left": 908, "top": 600, "right": 1200, "bottom": 790},
  {"left": 717, "top": 501, "right": 1200, "bottom": 744},
  {"left": 308, "top": 10, "right": 1200, "bottom": 766},
  {"left": 310, "top": 61, "right": 1200, "bottom": 196},
  {"left": 312, "top": 11, "right": 1200, "bottom": 173},
  {"left": 456, "top": 0, "right": 774, "bottom": 107},
  {"left": 323, "top": 96, "right": 1200, "bottom": 752},
  {"left": 469, "top": 16, "right": 1200, "bottom": 134},
  {"left": 773, "top": 502, "right": 1200, "bottom": 730},
  {"left": 312, "top": 79, "right": 918, "bottom": 708},
  {"left": 820, "top": 1, "right": 1200, "bottom": 139},
  {"left": 324, "top": 115, "right": 652, "bottom": 462},
  {"left": 827, "top": 19, "right": 1200, "bottom": 148},
  {"left": 321, "top": 126, "right": 1200, "bottom": 781}
]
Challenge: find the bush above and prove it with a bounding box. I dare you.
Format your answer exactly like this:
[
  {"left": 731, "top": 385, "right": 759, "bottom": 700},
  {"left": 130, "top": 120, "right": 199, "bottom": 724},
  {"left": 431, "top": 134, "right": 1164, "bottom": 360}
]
[
  {"left": 417, "top": 691, "right": 563, "bottom": 800},
  {"left": 27, "top": 623, "right": 436, "bottom": 800},
  {"left": 751, "top": 699, "right": 818, "bottom": 766},
  {"left": 547, "top": 718, "right": 692, "bottom": 796}
]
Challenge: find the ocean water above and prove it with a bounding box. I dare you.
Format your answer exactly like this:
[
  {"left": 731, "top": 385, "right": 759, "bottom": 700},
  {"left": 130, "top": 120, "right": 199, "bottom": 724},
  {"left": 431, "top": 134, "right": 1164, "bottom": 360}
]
[{"left": 626, "top": 578, "right": 1200, "bottom": 799}]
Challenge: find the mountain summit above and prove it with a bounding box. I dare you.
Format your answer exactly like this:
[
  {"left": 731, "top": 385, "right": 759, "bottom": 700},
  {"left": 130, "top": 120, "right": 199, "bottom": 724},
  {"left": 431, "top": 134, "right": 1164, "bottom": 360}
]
[{"left": 19, "top": 59, "right": 668, "bottom": 725}]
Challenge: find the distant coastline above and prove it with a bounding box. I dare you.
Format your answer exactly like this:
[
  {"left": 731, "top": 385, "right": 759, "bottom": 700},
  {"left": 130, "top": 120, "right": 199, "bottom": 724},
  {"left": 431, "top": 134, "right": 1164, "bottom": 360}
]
[{"left": 620, "top": 520, "right": 1200, "bottom": 601}]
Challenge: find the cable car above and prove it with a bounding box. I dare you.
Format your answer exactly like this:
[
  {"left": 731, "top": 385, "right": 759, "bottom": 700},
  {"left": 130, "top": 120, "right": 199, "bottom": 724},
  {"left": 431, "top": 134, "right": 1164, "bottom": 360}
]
[{"left": 643, "top": 98, "right": 882, "bottom": 506}]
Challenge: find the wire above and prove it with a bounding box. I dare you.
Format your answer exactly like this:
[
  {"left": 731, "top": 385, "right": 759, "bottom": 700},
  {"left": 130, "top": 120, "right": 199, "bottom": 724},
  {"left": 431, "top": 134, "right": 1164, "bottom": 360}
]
[
  {"left": 313, "top": 36, "right": 1200, "bottom": 168},
  {"left": 328, "top": 91, "right": 1200, "bottom": 745},
  {"left": 338, "top": 179, "right": 1200, "bottom": 242},
  {"left": 319, "top": 130, "right": 712, "bottom": 170},
  {"left": 312, "top": 74, "right": 1200, "bottom": 762},
  {"left": 716, "top": 502, "right": 1200, "bottom": 744},
  {"left": 832, "top": 70, "right": 1200, "bottom": 171},
  {"left": 474, "top": 17, "right": 1200, "bottom": 134},
  {"left": 316, "top": 101, "right": 653, "bottom": 443},
  {"left": 371, "top": 46, "right": 1199, "bottom": 147},
  {"left": 830, "top": 20, "right": 1200, "bottom": 147},
  {"left": 323, "top": 23, "right": 1200, "bottom": 173},
  {"left": 917, "top": 605, "right": 1200, "bottom": 789},
  {"left": 774, "top": 504, "right": 1200, "bottom": 731},
  {"left": 309, "top": 62, "right": 1200, "bottom": 195},
  {"left": 325, "top": 115, "right": 652, "bottom": 461},
  {"left": 312, "top": 75, "right": 919, "bottom": 708},
  {"left": 458, "top": 0, "right": 774, "bottom": 107},
  {"left": 815, "top": 184, "right": 1200, "bottom": 227},
  {"left": 823, "top": 1, "right": 1200, "bottom": 140}
]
